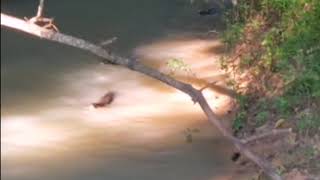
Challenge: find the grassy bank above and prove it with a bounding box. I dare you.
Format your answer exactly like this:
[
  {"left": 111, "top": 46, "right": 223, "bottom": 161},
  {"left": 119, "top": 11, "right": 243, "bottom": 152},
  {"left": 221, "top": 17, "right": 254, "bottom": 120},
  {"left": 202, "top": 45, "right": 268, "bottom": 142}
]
[{"left": 220, "top": 0, "right": 320, "bottom": 178}]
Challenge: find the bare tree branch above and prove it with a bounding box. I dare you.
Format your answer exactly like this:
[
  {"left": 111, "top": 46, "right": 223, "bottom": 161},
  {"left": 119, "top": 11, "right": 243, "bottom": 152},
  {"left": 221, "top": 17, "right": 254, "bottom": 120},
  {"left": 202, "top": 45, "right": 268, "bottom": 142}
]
[
  {"left": 36, "top": 0, "right": 45, "bottom": 18},
  {"left": 199, "top": 81, "right": 217, "bottom": 92},
  {"left": 242, "top": 128, "right": 292, "bottom": 144},
  {"left": 99, "top": 37, "right": 117, "bottom": 46},
  {"left": 0, "top": 13, "right": 282, "bottom": 180}
]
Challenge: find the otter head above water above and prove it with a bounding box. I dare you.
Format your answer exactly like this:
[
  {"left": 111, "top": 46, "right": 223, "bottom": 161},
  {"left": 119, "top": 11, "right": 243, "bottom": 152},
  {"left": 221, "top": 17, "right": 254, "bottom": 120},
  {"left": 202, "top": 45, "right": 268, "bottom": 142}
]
[
  {"left": 91, "top": 92, "right": 115, "bottom": 109},
  {"left": 199, "top": 7, "right": 220, "bottom": 16}
]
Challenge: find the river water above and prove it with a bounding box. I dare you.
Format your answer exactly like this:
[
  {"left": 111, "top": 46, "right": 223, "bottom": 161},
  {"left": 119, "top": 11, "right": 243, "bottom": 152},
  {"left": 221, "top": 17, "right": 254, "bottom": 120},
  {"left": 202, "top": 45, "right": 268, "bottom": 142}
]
[{"left": 1, "top": 1, "right": 250, "bottom": 180}]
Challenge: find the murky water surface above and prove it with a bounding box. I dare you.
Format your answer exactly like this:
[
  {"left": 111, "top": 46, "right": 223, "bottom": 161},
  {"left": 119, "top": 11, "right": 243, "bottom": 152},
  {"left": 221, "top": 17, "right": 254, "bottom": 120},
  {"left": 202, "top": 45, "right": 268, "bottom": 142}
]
[{"left": 1, "top": 1, "right": 249, "bottom": 180}]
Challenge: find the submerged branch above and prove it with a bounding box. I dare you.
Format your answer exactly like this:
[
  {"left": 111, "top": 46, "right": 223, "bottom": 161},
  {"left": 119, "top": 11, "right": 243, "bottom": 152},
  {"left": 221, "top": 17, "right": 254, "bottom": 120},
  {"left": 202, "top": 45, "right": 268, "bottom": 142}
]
[{"left": 1, "top": 13, "right": 282, "bottom": 180}]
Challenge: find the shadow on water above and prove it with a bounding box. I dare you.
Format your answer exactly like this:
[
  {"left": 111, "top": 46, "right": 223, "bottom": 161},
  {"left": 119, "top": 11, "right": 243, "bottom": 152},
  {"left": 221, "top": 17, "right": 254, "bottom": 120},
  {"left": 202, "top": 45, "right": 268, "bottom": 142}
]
[{"left": 1, "top": 0, "right": 251, "bottom": 180}]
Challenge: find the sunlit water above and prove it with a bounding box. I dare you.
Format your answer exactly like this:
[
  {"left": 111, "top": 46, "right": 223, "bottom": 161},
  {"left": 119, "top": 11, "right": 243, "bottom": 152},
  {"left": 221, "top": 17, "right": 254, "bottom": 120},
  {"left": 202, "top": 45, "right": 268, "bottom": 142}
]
[{"left": 1, "top": 1, "right": 250, "bottom": 180}]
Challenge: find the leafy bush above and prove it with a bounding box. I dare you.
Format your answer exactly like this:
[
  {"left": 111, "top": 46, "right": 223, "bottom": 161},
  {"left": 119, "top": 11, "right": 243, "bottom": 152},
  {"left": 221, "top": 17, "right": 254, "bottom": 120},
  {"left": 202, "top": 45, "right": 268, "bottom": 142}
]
[
  {"left": 256, "top": 111, "right": 269, "bottom": 126},
  {"left": 221, "top": 23, "right": 244, "bottom": 49},
  {"left": 233, "top": 111, "right": 247, "bottom": 131},
  {"left": 274, "top": 97, "right": 291, "bottom": 115},
  {"left": 297, "top": 112, "right": 320, "bottom": 133},
  {"left": 223, "top": 0, "right": 320, "bottom": 133}
]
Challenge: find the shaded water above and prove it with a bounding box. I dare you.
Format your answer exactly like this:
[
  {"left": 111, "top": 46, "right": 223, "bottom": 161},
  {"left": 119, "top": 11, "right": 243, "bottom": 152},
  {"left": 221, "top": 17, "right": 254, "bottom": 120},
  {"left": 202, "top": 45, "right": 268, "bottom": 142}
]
[{"left": 1, "top": 1, "right": 249, "bottom": 180}]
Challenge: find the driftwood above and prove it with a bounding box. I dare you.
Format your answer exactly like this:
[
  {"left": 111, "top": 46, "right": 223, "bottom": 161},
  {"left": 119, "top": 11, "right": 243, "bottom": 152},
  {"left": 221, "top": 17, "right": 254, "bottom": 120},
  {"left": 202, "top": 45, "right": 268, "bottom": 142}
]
[{"left": 1, "top": 11, "right": 282, "bottom": 180}]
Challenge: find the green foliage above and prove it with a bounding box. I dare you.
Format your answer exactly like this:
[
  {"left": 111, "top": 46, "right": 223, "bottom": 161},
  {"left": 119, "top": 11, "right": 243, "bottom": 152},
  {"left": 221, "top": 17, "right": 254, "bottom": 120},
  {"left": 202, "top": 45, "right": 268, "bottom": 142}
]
[
  {"left": 225, "top": 0, "right": 320, "bottom": 79},
  {"left": 286, "top": 71, "right": 320, "bottom": 97},
  {"left": 219, "top": 56, "right": 228, "bottom": 70},
  {"left": 303, "top": 146, "right": 318, "bottom": 160},
  {"left": 297, "top": 112, "right": 320, "bottom": 133},
  {"left": 261, "top": 27, "right": 283, "bottom": 70},
  {"left": 274, "top": 97, "right": 291, "bottom": 115},
  {"left": 233, "top": 111, "right": 247, "bottom": 131},
  {"left": 224, "top": 0, "right": 320, "bottom": 133},
  {"left": 257, "top": 98, "right": 268, "bottom": 110},
  {"left": 226, "top": 0, "right": 255, "bottom": 23},
  {"left": 255, "top": 99, "right": 270, "bottom": 126},
  {"left": 256, "top": 111, "right": 269, "bottom": 126},
  {"left": 261, "top": 0, "right": 294, "bottom": 13},
  {"left": 221, "top": 23, "right": 244, "bottom": 49},
  {"left": 237, "top": 94, "right": 249, "bottom": 110},
  {"left": 239, "top": 54, "right": 254, "bottom": 69},
  {"left": 232, "top": 95, "right": 249, "bottom": 131},
  {"left": 166, "top": 58, "right": 192, "bottom": 74},
  {"left": 276, "top": 0, "right": 320, "bottom": 98}
]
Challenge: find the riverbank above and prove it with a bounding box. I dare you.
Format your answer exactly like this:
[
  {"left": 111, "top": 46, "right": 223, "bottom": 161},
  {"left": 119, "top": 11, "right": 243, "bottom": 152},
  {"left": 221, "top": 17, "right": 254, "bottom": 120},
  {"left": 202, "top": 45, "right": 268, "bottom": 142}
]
[{"left": 219, "top": 0, "right": 320, "bottom": 179}]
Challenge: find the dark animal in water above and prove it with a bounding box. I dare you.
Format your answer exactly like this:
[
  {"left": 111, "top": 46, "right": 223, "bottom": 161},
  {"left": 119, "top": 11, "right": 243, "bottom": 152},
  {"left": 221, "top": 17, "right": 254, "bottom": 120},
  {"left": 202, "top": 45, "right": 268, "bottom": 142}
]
[
  {"left": 199, "top": 7, "right": 220, "bottom": 16},
  {"left": 92, "top": 92, "right": 115, "bottom": 108},
  {"left": 231, "top": 152, "right": 241, "bottom": 162}
]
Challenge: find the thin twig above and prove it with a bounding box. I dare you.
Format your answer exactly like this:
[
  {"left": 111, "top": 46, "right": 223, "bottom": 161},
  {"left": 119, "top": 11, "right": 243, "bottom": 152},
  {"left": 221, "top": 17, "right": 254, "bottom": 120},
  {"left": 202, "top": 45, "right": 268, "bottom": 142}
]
[
  {"left": 199, "top": 81, "right": 217, "bottom": 92},
  {"left": 100, "top": 37, "right": 117, "bottom": 46},
  {"left": 241, "top": 128, "right": 292, "bottom": 144},
  {"left": 36, "top": 0, "right": 45, "bottom": 18}
]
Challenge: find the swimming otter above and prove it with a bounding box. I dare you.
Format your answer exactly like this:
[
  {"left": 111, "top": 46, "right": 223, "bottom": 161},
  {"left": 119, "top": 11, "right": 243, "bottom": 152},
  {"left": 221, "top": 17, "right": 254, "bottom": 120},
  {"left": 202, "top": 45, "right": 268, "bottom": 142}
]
[
  {"left": 91, "top": 92, "right": 115, "bottom": 108},
  {"left": 231, "top": 152, "right": 241, "bottom": 162},
  {"left": 199, "top": 7, "right": 219, "bottom": 16}
]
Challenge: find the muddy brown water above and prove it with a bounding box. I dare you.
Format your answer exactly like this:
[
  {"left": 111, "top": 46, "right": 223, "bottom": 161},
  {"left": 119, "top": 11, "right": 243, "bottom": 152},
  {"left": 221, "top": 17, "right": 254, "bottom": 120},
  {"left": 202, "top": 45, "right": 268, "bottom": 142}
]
[{"left": 1, "top": 1, "right": 250, "bottom": 180}]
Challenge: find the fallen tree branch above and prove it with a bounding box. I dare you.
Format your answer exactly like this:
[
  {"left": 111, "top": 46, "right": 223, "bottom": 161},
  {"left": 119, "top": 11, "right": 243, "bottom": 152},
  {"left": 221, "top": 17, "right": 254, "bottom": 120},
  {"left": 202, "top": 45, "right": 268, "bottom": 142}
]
[
  {"left": 242, "top": 128, "right": 292, "bottom": 144},
  {"left": 1, "top": 13, "right": 282, "bottom": 180}
]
